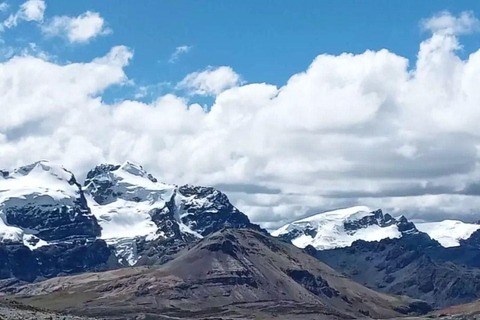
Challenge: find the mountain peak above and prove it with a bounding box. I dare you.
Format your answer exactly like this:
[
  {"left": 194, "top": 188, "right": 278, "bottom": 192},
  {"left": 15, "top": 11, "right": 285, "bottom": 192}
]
[
  {"left": 416, "top": 220, "right": 480, "bottom": 247},
  {"left": 4, "top": 160, "right": 75, "bottom": 183},
  {"left": 0, "top": 161, "right": 100, "bottom": 245},
  {"left": 119, "top": 160, "right": 149, "bottom": 177},
  {"left": 272, "top": 206, "right": 407, "bottom": 250},
  {"left": 0, "top": 160, "right": 79, "bottom": 204}
]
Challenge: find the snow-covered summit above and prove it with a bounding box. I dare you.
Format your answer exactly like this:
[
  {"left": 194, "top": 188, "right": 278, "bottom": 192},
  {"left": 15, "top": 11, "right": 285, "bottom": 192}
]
[
  {"left": 83, "top": 161, "right": 261, "bottom": 265},
  {"left": 416, "top": 220, "right": 480, "bottom": 248},
  {"left": 84, "top": 161, "right": 176, "bottom": 242},
  {"left": 0, "top": 160, "right": 100, "bottom": 246},
  {"left": 271, "top": 206, "right": 415, "bottom": 250},
  {"left": 0, "top": 160, "right": 79, "bottom": 204}
]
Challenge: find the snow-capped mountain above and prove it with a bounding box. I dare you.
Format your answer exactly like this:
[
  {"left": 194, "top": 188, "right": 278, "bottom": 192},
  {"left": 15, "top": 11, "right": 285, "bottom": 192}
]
[
  {"left": 84, "top": 162, "right": 177, "bottom": 240},
  {"left": 416, "top": 220, "right": 480, "bottom": 248},
  {"left": 0, "top": 160, "right": 100, "bottom": 248},
  {"left": 0, "top": 160, "right": 262, "bottom": 284},
  {"left": 272, "top": 206, "right": 480, "bottom": 251},
  {"left": 271, "top": 206, "right": 417, "bottom": 250},
  {"left": 83, "top": 161, "right": 262, "bottom": 265},
  {"left": 0, "top": 161, "right": 112, "bottom": 283}
]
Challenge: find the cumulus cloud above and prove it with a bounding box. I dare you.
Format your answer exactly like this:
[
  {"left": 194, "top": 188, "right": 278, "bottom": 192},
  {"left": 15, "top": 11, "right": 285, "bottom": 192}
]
[
  {"left": 422, "top": 10, "right": 480, "bottom": 34},
  {"left": 4, "top": 0, "right": 45, "bottom": 28},
  {"left": 177, "top": 66, "right": 241, "bottom": 96},
  {"left": 169, "top": 45, "right": 191, "bottom": 64},
  {"left": 42, "top": 11, "right": 111, "bottom": 43},
  {"left": 2, "top": 11, "right": 480, "bottom": 228}
]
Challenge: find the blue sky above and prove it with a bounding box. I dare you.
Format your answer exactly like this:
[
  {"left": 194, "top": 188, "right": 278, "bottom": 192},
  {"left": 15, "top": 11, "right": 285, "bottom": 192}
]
[
  {"left": 3, "top": 1, "right": 480, "bottom": 227},
  {"left": 3, "top": 0, "right": 480, "bottom": 103}
]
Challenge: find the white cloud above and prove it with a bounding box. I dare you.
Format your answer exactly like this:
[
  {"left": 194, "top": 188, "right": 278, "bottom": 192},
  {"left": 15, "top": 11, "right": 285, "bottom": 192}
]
[
  {"left": 4, "top": 0, "right": 45, "bottom": 28},
  {"left": 177, "top": 66, "right": 241, "bottom": 96},
  {"left": 395, "top": 144, "right": 418, "bottom": 159},
  {"left": 0, "top": 2, "right": 9, "bottom": 12},
  {"left": 422, "top": 11, "right": 480, "bottom": 35},
  {"left": 2, "top": 11, "right": 480, "bottom": 228},
  {"left": 169, "top": 45, "right": 191, "bottom": 64},
  {"left": 42, "top": 11, "right": 111, "bottom": 43},
  {"left": 0, "top": 45, "right": 132, "bottom": 131}
]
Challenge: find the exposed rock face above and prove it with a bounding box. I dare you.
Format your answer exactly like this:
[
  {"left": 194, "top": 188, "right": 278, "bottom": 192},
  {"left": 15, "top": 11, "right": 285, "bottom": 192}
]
[
  {"left": 6, "top": 229, "right": 430, "bottom": 320},
  {"left": 309, "top": 233, "right": 480, "bottom": 308},
  {"left": 0, "top": 240, "right": 114, "bottom": 283},
  {"left": 175, "top": 185, "right": 261, "bottom": 235}
]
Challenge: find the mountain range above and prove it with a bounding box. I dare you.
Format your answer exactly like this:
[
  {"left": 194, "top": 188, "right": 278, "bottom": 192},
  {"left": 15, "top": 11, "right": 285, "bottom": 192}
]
[{"left": 1, "top": 160, "right": 480, "bottom": 319}]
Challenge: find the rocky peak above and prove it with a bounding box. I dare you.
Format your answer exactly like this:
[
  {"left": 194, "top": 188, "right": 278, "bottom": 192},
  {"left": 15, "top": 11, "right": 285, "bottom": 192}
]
[
  {"left": 344, "top": 209, "right": 396, "bottom": 232},
  {"left": 84, "top": 161, "right": 171, "bottom": 205},
  {"left": 175, "top": 184, "right": 262, "bottom": 236},
  {"left": 118, "top": 161, "right": 157, "bottom": 182}
]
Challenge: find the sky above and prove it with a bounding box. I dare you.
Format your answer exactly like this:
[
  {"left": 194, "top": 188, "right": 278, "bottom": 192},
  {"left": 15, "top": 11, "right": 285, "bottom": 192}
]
[{"left": 2, "top": 1, "right": 480, "bottom": 228}]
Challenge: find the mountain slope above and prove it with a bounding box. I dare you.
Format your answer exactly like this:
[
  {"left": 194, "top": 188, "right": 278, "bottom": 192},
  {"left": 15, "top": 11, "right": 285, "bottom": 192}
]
[
  {"left": 7, "top": 229, "right": 430, "bottom": 320},
  {"left": 0, "top": 299, "right": 96, "bottom": 320},
  {"left": 308, "top": 232, "right": 480, "bottom": 308}
]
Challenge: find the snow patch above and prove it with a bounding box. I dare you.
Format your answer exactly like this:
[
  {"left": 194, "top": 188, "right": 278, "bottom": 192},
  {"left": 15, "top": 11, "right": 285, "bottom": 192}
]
[
  {"left": 0, "top": 213, "right": 23, "bottom": 243},
  {"left": 416, "top": 220, "right": 480, "bottom": 247}
]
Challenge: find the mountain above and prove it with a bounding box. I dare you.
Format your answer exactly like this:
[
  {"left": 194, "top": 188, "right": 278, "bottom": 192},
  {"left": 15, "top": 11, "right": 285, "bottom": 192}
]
[
  {"left": 0, "top": 161, "right": 115, "bottom": 283},
  {"left": 308, "top": 233, "right": 480, "bottom": 308},
  {"left": 0, "top": 160, "right": 100, "bottom": 245},
  {"left": 271, "top": 206, "right": 417, "bottom": 250},
  {"left": 5, "top": 229, "right": 430, "bottom": 320},
  {"left": 272, "top": 207, "right": 480, "bottom": 309},
  {"left": 416, "top": 220, "right": 480, "bottom": 248},
  {"left": 272, "top": 206, "right": 480, "bottom": 251},
  {"left": 83, "top": 161, "right": 263, "bottom": 265},
  {"left": 0, "top": 160, "right": 262, "bottom": 286}
]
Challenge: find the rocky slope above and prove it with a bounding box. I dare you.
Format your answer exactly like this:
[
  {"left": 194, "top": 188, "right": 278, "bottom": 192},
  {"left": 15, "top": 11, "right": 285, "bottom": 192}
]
[
  {"left": 0, "top": 299, "right": 98, "bottom": 320},
  {"left": 307, "top": 232, "right": 480, "bottom": 308},
  {"left": 5, "top": 229, "right": 430, "bottom": 319}
]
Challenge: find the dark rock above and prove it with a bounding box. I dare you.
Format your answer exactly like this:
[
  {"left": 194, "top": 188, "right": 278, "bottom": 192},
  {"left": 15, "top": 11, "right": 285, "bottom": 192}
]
[
  {"left": 311, "top": 233, "right": 480, "bottom": 308},
  {"left": 287, "top": 269, "right": 339, "bottom": 298}
]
